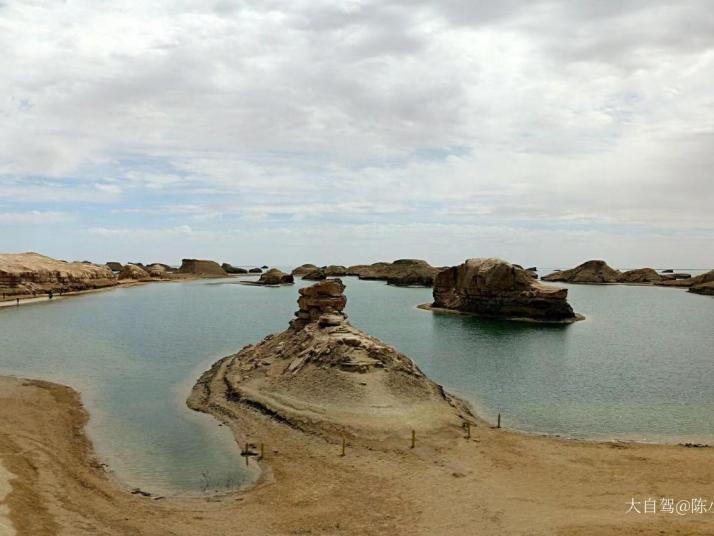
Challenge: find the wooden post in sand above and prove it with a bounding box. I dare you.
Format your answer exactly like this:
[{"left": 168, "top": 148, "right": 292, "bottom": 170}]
[
  {"left": 410, "top": 430, "right": 416, "bottom": 449},
  {"left": 16, "top": 298, "right": 19, "bottom": 306},
  {"left": 465, "top": 422, "right": 471, "bottom": 439},
  {"left": 260, "top": 443, "right": 264, "bottom": 460},
  {"left": 497, "top": 413, "right": 501, "bottom": 429},
  {"left": 340, "top": 436, "right": 346, "bottom": 457},
  {"left": 244, "top": 443, "right": 249, "bottom": 466}
]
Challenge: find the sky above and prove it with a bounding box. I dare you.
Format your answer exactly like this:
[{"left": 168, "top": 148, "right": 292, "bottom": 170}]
[{"left": 1, "top": 0, "right": 713, "bottom": 268}]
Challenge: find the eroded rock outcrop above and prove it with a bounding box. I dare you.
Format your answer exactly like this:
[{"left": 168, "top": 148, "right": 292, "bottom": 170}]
[
  {"left": 0, "top": 252, "right": 117, "bottom": 296},
  {"left": 118, "top": 264, "right": 151, "bottom": 280},
  {"left": 618, "top": 268, "right": 663, "bottom": 284},
  {"left": 302, "top": 268, "right": 326, "bottom": 281},
  {"left": 222, "top": 263, "right": 248, "bottom": 274},
  {"left": 252, "top": 268, "right": 294, "bottom": 285},
  {"left": 690, "top": 282, "right": 714, "bottom": 296},
  {"left": 429, "top": 258, "right": 580, "bottom": 323},
  {"left": 106, "top": 262, "right": 123, "bottom": 272},
  {"left": 178, "top": 259, "right": 228, "bottom": 277},
  {"left": 323, "top": 265, "right": 348, "bottom": 276},
  {"left": 248, "top": 267, "right": 263, "bottom": 274},
  {"left": 347, "top": 259, "right": 441, "bottom": 287},
  {"left": 188, "top": 279, "right": 469, "bottom": 438},
  {"left": 659, "top": 269, "right": 714, "bottom": 288},
  {"left": 542, "top": 260, "right": 621, "bottom": 283},
  {"left": 291, "top": 263, "right": 318, "bottom": 276}
]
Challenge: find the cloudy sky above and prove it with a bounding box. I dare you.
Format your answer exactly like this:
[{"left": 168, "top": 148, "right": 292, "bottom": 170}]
[{"left": 1, "top": 1, "right": 713, "bottom": 268}]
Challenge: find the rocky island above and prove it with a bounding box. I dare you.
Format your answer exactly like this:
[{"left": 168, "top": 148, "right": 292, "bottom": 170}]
[
  {"left": 347, "top": 259, "right": 443, "bottom": 286},
  {"left": 241, "top": 268, "right": 294, "bottom": 286},
  {"left": 189, "top": 279, "right": 469, "bottom": 438},
  {"left": 177, "top": 259, "right": 228, "bottom": 277},
  {"left": 422, "top": 258, "right": 581, "bottom": 323}
]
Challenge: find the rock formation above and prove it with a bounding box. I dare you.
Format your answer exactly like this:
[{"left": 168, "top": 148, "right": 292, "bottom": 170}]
[
  {"left": 346, "top": 259, "right": 442, "bottom": 287},
  {"left": 106, "top": 262, "right": 123, "bottom": 272},
  {"left": 253, "top": 268, "right": 294, "bottom": 285},
  {"left": 302, "top": 268, "right": 326, "bottom": 280},
  {"left": 0, "top": 252, "right": 117, "bottom": 296},
  {"left": 189, "top": 279, "right": 469, "bottom": 438},
  {"left": 659, "top": 269, "right": 714, "bottom": 288},
  {"left": 222, "top": 263, "right": 248, "bottom": 274},
  {"left": 178, "top": 259, "right": 228, "bottom": 277},
  {"left": 429, "top": 258, "right": 580, "bottom": 323},
  {"left": 542, "top": 260, "right": 621, "bottom": 283},
  {"left": 145, "top": 264, "right": 168, "bottom": 278},
  {"left": 248, "top": 267, "right": 263, "bottom": 274},
  {"left": 118, "top": 264, "right": 151, "bottom": 280},
  {"left": 291, "top": 263, "right": 318, "bottom": 276},
  {"left": 618, "top": 268, "right": 663, "bottom": 284},
  {"left": 323, "top": 265, "right": 348, "bottom": 276},
  {"left": 690, "top": 282, "right": 714, "bottom": 296}
]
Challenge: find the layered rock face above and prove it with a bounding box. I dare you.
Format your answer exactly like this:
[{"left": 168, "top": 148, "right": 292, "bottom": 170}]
[
  {"left": 323, "top": 265, "right": 348, "bottom": 276},
  {"left": 542, "top": 260, "right": 621, "bottom": 283},
  {"left": 178, "top": 259, "right": 228, "bottom": 277},
  {"left": 256, "top": 268, "right": 294, "bottom": 285},
  {"left": 145, "top": 264, "right": 169, "bottom": 278},
  {"left": 347, "top": 259, "right": 441, "bottom": 287},
  {"left": 0, "top": 252, "right": 117, "bottom": 296},
  {"left": 222, "top": 263, "right": 248, "bottom": 274},
  {"left": 106, "top": 262, "right": 123, "bottom": 272},
  {"left": 118, "top": 264, "right": 150, "bottom": 280},
  {"left": 189, "top": 279, "right": 467, "bottom": 437},
  {"left": 248, "top": 267, "right": 263, "bottom": 274},
  {"left": 432, "top": 258, "right": 579, "bottom": 323}
]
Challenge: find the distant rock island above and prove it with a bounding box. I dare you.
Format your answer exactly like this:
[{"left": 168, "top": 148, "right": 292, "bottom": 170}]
[
  {"left": 0, "top": 252, "right": 117, "bottom": 297},
  {"left": 293, "top": 260, "right": 443, "bottom": 286},
  {"left": 542, "top": 260, "right": 695, "bottom": 285},
  {"left": 423, "top": 258, "right": 581, "bottom": 323},
  {"left": 241, "top": 268, "right": 294, "bottom": 286},
  {"left": 222, "top": 263, "right": 248, "bottom": 274},
  {"left": 189, "top": 279, "right": 469, "bottom": 437},
  {"left": 178, "top": 259, "right": 228, "bottom": 277}
]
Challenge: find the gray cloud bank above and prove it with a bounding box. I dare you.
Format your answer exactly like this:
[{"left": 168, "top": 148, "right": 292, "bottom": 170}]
[{"left": 1, "top": 1, "right": 713, "bottom": 266}]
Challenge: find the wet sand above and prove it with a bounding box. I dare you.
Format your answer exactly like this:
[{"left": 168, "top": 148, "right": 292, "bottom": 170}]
[{"left": 1, "top": 375, "right": 713, "bottom": 535}]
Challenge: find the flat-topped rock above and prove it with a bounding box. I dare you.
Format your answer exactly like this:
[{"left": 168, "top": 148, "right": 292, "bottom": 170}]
[
  {"left": 106, "top": 262, "right": 123, "bottom": 272},
  {"left": 618, "top": 268, "right": 663, "bottom": 283},
  {"left": 222, "top": 263, "right": 248, "bottom": 274},
  {"left": 690, "top": 281, "right": 714, "bottom": 296},
  {"left": 347, "top": 259, "right": 441, "bottom": 287},
  {"left": 255, "top": 268, "right": 294, "bottom": 285},
  {"left": 178, "top": 259, "right": 227, "bottom": 277},
  {"left": 291, "top": 264, "right": 318, "bottom": 276},
  {"left": 430, "top": 258, "right": 580, "bottom": 323},
  {"left": 302, "top": 268, "right": 326, "bottom": 280},
  {"left": 323, "top": 265, "right": 348, "bottom": 276},
  {"left": 659, "top": 269, "right": 714, "bottom": 288},
  {"left": 0, "top": 252, "right": 117, "bottom": 296},
  {"left": 189, "top": 280, "right": 469, "bottom": 438}
]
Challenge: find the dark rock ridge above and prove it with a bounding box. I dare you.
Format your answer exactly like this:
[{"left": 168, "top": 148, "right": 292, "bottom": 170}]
[
  {"left": 106, "top": 262, "right": 123, "bottom": 272},
  {"left": 188, "top": 279, "right": 469, "bottom": 437},
  {"left": 222, "top": 263, "right": 248, "bottom": 274},
  {"left": 178, "top": 259, "right": 228, "bottom": 277},
  {"left": 248, "top": 267, "right": 263, "bottom": 274},
  {"left": 323, "top": 265, "right": 348, "bottom": 276},
  {"left": 431, "top": 258, "right": 579, "bottom": 323},
  {"left": 0, "top": 252, "right": 117, "bottom": 296},
  {"left": 346, "top": 259, "right": 442, "bottom": 287}
]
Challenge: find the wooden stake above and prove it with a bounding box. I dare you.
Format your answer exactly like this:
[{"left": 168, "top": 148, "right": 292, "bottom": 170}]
[
  {"left": 410, "top": 430, "right": 416, "bottom": 449},
  {"left": 260, "top": 442, "right": 264, "bottom": 460},
  {"left": 497, "top": 413, "right": 501, "bottom": 429},
  {"left": 340, "top": 436, "right": 346, "bottom": 457}
]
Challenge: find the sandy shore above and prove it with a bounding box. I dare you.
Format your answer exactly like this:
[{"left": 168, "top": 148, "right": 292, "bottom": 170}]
[{"left": 1, "top": 376, "right": 713, "bottom": 535}]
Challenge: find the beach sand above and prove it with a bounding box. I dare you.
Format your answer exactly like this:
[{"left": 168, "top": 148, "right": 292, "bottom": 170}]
[{"left": 0, "top": 375, "right": 712, "bottom": 535}]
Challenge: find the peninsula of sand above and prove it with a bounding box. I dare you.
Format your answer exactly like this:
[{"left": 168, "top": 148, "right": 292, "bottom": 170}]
[{"left": 2, "top": 279, "right": 713, "bottom": 535}]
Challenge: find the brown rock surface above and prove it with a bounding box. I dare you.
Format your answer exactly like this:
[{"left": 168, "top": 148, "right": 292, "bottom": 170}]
[
  {"left": 118, "top": 264, "right": 151, "bottom": 280},
  {"left": 291, "top": 263, "right": 318, "bottom": 276},
  {"left": 301, "top": 268, "right": 326, "bottom": 280},
  {"left": 618, "top": 268, "right": 663, "bottom": 283},
  {"left": 0, "top": 252, "right": 117, "bottom": 296},
  {"left": 347, "top": 259, "right": 441, "bottom": 286},
  {"left": 178, "top": 259, "right": 227, "bottom": 277},
  {"left": 431, "top": 258, "right": 579, "bottom": 323},
  {"left": 190, "top": 279, "right": 466, "bottom": 438},
  {"left": 689, "top": 281, "right": 714, "bottom": 296},
  {"left": 542, "top": 260, "right": 622, "bottom": 283},
  {"left": 658, "top": 269, "right": 714, "bottom": 288},
  {"left": 323, "top": 265, "right": 348, "bottom": 276},
  {"left": 255, "top": 268, "right": 294, "bottom": 285},
  {"left": 222, "top": 263, "right": 248, "bottom": 274},
  {"left": 105, "top": 262, "right": 123, "bottom": 272}
]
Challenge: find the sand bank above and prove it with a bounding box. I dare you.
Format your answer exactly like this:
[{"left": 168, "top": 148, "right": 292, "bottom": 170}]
[{"left": 1, "top": 375, "right": 713, "bottom": 535}]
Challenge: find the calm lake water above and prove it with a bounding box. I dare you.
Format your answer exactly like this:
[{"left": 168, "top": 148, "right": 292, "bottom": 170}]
[{"left": 0, "top": 275, "right": 713, "bottom": 494}]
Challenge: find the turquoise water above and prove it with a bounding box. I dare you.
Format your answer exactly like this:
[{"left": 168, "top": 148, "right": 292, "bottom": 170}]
[{"left": 0, "top": 276, "right": 713, "bottom": 494}]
